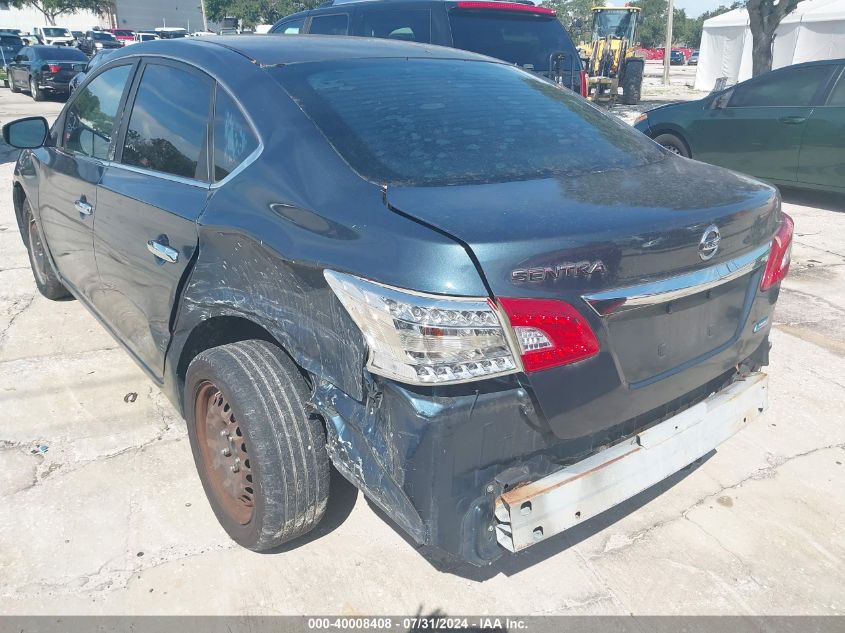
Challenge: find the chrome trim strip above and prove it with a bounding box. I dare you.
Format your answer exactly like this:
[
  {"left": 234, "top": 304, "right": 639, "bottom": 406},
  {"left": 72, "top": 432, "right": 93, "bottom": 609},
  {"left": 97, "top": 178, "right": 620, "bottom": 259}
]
[
  {"left": 582, "top": 243, "right": 771, "bottom": 316},
  {"left": 209, "top": 142, "right": 264, "bottom": 189},
  {"left": 103, "top": 160, "right": 211, "bottom": 189}
]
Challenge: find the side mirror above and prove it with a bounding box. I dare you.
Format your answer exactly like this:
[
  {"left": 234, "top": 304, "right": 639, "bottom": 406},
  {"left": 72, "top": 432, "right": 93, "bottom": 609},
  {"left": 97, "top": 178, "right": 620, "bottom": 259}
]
[{"left": 2, "top": 116, "right": 49, "bottom": 149}]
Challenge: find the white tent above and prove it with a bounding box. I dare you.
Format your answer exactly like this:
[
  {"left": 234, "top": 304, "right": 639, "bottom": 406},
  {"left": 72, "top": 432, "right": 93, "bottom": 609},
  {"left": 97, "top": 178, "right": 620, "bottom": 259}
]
[{"left": 695, "top": 0, "right": 845, "bottom": 91}]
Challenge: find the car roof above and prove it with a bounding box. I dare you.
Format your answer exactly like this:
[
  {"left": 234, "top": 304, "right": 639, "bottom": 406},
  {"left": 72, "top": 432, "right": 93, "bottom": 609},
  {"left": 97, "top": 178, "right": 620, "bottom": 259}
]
[
  {"left": 117, "top": 34, "right": 495, "bottom": 66},
  {"left": 277, "top": 0, "right": 539, "bottom": 22}
]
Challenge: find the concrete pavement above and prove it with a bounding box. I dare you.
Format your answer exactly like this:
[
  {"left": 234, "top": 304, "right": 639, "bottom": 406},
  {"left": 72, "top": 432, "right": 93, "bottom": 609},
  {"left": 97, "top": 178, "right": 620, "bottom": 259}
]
[{"left": 0, "top": 81, "right": 843, "bottom": 616}]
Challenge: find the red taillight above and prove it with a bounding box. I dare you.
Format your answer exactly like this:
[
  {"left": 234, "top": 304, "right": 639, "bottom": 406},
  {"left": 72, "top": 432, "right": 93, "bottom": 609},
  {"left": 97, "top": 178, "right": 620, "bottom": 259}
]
[
  {"left": 456, "top": 1, "right": 556, "bottom": 14},
  {"left": 46, "top": 64, "right": 60, "bottom": 73},
  {"left": 499, "top": 298, "right": 599, "bottom": 372},
  {"left": 760, "top": 213, "right": 794, "bottom": 291},
  {"left": 579, "top": 69, "right": 587, "bottom": 97}
]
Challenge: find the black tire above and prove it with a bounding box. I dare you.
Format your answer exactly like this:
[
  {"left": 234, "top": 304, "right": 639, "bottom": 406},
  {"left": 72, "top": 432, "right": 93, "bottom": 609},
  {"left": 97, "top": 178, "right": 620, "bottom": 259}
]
[
  {"left": 30, "top": 76, "right": 44, "bottom": 102},
  {"left": 23, "top": 200, "right": 71, "bottom": 300},
  {"left": 9, "top": 75, "right": 20, "bottom": 93},
  {"left": 184, "top": 339, "right": 330, "bottom": 551},
  {"left": 620, "top": 60, "right": 644, "bottom": 105},
  {"left": 653, "top": 132, "right": 690, "bottom": 158}
]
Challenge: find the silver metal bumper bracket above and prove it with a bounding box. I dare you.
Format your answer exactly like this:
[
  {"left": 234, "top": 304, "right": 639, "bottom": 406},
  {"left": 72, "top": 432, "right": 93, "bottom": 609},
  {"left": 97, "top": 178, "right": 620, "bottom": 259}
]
[{"left": 494, "top": 372, "right": 769, "bottom": 553}]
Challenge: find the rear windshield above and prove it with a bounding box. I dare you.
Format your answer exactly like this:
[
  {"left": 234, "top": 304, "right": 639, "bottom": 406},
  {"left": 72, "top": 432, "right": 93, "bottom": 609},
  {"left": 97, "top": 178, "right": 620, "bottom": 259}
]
[
  {"left": 92, "top": 32, "right": 116, "bottom": 40},
  {"left": 448, "top": 11, "right": 574, "bottom": 72},
  {"left": 43, "top": 28, "right": 70, "bottom": 37},
  {"left": 112, "top": 29, "right": 133, "bottom": 36},
  {"left": 0, "top": 35, "right": 22, "bottom": 46},
  {"left": 36, "top": 46, "right": 87, "bottom": 60},
  {"left": 272, "top": 59, "right": 663, "bottom": 186}
]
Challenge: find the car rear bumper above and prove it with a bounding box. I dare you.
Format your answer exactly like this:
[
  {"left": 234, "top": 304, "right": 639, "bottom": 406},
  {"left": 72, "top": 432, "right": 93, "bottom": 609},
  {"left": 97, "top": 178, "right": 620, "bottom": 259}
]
[
  {"left": 38, "top": 78, "right": 70, "bottom": 93},
  {"left": 311, "top": 335, "right": 771, "bottom": 565},
  {"left": 494, "top": 372, "right": 768, "bottom": 552}
]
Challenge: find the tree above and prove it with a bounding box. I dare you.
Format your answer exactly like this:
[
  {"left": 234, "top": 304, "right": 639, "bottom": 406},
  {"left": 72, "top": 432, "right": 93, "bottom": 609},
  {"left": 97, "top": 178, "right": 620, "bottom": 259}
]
[
  {"left": 204, "top": 0, "right": 319, "bottom": 27},
  {"left": 543, "top": 0, "right": 594, "bottom": 44},
  {"left": 9, "top": 0, "right": 112, "bottom": 25},
  {"left": 746, "top": 0, "right": 800, "bottom": 75}
]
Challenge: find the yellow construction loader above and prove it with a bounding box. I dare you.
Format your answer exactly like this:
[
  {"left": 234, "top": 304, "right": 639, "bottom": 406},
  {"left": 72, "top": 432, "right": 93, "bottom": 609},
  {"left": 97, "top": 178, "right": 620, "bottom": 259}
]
[{"left": 579, "top": 5, "right": 645, "bottom": 105}]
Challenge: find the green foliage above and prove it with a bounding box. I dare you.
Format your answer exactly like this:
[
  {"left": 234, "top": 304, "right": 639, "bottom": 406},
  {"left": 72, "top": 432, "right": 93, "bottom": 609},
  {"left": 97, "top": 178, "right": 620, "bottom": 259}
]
[
  {"left": 8, "top": 0, "right": 113, "bottom": 25},
  {"left": 542, "top": 0, "right": 594, "bottom": 44},
  {"left": 544, "top": 0, "right": 736, "bottom": 48},
  {"left": 204, "top": 0, "right": 320, "bottom": 27}
]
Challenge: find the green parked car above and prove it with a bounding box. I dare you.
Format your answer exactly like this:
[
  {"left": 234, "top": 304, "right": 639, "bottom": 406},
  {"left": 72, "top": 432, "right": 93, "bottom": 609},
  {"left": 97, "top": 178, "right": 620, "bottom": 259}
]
[{"left": 634, "top": 59, "right": 845, "bottom": 193}]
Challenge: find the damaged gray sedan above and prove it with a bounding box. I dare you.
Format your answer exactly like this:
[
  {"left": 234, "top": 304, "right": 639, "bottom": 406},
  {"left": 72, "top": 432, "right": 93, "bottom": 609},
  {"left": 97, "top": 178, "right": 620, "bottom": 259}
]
[{"left": 5, "top": 35, "right": 792, "bottom": 565}]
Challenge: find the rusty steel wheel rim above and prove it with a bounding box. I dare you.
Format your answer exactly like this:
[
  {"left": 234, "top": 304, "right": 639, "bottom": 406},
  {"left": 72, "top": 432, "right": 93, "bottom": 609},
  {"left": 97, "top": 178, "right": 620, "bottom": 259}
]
[{"left": 194, "top": 381, "right": 255, "bottom": 525}]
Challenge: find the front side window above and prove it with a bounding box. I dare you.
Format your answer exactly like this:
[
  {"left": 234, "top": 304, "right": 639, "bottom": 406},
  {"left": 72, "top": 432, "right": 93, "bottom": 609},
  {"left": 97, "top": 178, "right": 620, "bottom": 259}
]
[
  {"left": 729, "top": 66, "right": 832, "bottom": 108},
  {"left": 122, "top": 63, "right": 212, "bottom": 180},
  {"left": 64, "top": 64, "right": 132, "bottom": 160},
  {"left": 360, "top": 8, "right": 431, "bottom": 42},
  {"left": 309, "top": 14, "right": 349, "bottom": 35},
  {"left": 275, "top": 18, "right": 305, "bottom": 34},
  {"left": 213, "top": 88, "right": 258, "bottom": 181}
]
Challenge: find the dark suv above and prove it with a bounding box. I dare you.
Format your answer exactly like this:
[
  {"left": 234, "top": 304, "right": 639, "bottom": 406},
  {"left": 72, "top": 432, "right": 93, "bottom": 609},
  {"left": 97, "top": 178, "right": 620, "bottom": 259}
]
[
  {"left": 78, "top": 30, "right": 122, "bottom": 56},
  {"left": 4, "top": 36, "right": 789, "bottom": 566},
  {"left": 271, "top": 0, "right": 586, "bottom": 95}
]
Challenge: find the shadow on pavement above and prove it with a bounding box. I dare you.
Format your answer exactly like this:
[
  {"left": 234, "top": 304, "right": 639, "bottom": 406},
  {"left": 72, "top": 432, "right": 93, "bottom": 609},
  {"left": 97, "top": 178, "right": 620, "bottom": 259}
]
[
  {"left": 779, "top": 186, "right": 845, "bottom": 213},
  {"left": 368, "top": 451, "right": 714, "bottom": 581},
  {"left": 0, "top": 141, "right": 20, "bottom": 166},
  {"left": 262, "top": 466, "right": 359, "bottom": 554}
]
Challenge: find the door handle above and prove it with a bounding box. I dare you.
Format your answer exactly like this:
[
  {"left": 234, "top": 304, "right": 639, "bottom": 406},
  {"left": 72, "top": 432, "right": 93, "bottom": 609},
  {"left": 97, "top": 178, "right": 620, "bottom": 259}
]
[
  {"left": 778, "top": 116, "right": 807, "bottom": 125},
  {"left": 147, "top": 240, "right": 179, "bottom": 264},
  {"left": 74, "top": 199, "right": 93, "bottom": 216}
]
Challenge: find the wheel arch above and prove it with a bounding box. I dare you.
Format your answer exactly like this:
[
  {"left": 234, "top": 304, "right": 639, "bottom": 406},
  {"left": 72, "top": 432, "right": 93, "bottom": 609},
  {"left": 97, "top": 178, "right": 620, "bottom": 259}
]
[
  {"left": 12, "top": 181, "right": 27, "bottom": 244},
  {"left": 649, "top": 126, "right": 693, "bottom": 158}
]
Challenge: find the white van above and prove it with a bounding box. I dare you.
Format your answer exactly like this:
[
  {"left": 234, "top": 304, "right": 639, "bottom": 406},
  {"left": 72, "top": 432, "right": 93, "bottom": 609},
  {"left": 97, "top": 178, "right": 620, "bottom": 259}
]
[{"left": 32, "top": 26, "right": 75, "bottom": 46}]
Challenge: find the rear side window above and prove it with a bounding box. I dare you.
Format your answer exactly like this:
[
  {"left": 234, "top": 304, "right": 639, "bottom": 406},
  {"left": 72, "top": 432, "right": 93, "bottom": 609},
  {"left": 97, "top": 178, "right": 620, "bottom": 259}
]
[
  {"left": 448, "top": 11, "right": 574, "bottom": 72},
  {"left": 826, "top": 70, "right": 845, "bottom": 106},
  {"left": 729, "top": 65, "right": 832, "bottom": 107},
  {"left": 309, "top": 14, "right": 349, "bottom": 35},
  {"left": 213, "top": 88, "right": 258, "bottom": 181},
  {"left": 64, "top": 64, "right": 133, "bottom": 160},
  {"left": 122, "top": 63, "right": 212, "bottom": 180},
  {"left": 360, "top": 8, "right": 431, "bottom": 43},
  {"left": 273, "top": 59, "right": 663, "bottom": 186}
]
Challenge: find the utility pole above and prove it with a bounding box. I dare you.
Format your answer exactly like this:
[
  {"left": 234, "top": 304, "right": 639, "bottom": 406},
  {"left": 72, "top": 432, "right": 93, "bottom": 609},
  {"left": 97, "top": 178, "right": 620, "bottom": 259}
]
[
  {"left": 199, "top": 0, "right": 208, "bottom": 32},
  {"left": 663, "top": 0, "right": 674, "bottom": 85}
]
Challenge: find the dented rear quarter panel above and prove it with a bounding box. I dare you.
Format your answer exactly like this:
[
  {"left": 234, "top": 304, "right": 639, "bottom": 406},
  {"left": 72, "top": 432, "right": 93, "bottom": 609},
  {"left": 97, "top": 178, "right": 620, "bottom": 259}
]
[{"left": 164, "top": 69, "right": 489, "bottom": 407}]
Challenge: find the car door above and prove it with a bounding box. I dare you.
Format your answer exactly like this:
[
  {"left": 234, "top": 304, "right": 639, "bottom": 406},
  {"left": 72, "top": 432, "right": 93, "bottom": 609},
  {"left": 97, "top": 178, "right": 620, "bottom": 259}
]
[
  {"left": 11, "top": 47, "right": 29, "bottom": 87},
  {"left": 36, "top": 61, "right": 136, "bottom": 298},
  {"left": 796, "top": 66, "right": 845, "bottom": 190},
  {"left": 689, "top": 64, "right": 834, "bottom": 182},
  {"left": 92, "top": 59, "right": 213, "bottom": 380}
]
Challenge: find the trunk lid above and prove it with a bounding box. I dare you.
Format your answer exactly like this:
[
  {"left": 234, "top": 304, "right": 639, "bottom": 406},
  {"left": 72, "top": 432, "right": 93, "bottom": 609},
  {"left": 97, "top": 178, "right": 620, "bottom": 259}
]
[
  {"left": 44, "top": 61, "right": 83, "bottom": 82},
  {"left": 386, "top": 157, "right": 780, "bottom": 424}
]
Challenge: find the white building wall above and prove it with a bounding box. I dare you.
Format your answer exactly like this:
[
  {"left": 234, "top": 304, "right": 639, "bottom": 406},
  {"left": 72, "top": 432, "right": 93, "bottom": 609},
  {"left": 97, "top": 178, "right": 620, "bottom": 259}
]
[
  {"left": 112, "top": 0, "right": 205, "bottom": 32},
  {"left": 0, "top": 4, "right": 103, "bottom": 32}
]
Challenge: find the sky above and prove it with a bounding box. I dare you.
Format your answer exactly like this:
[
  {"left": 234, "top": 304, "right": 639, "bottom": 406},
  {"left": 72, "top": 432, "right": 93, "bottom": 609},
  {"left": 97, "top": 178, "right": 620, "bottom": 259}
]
[{"left": 674, "top": 0, "right": 733, "bottom": 17}]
